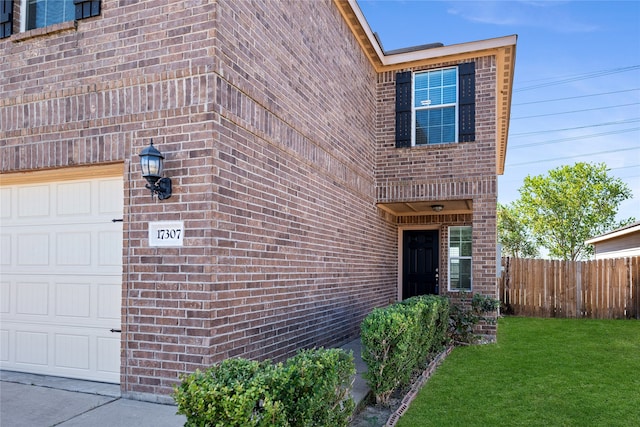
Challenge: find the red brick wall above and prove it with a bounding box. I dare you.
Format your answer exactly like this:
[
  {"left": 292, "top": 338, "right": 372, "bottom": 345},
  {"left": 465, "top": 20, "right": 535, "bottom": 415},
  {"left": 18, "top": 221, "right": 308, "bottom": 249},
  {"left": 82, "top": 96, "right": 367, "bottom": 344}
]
[
  {"left": 1, "top": 0, "right": 399, "bottom": 400},
  {"left": 1, "top": 0, "right": 222, "bottom": 400},
  {"left": 1, "top": 0, "right": 502, "bottom": 400},
  {"left": 208, "top": 0, "right": 397, "bottom": 366}
]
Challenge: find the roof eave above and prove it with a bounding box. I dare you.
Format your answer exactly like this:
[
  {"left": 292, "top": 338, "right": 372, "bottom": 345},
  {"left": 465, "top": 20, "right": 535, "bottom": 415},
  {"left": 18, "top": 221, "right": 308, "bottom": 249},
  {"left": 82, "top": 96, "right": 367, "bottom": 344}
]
[
  {"left": 585, "top": 223, "right": 640, "bottom": 245},
  {"left": 334, "top": 0, "right": 517, "bottom": 175}
]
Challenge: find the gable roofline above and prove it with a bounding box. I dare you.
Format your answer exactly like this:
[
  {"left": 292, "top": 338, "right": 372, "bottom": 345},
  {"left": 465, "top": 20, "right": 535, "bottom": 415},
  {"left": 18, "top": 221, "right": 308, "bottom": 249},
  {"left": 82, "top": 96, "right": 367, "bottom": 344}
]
[
  {"left": 334, "top": 0, "right": 517, "bottom": 175},
  {"left": 585, "top": 221, "right": 640, "bottom": 245}
]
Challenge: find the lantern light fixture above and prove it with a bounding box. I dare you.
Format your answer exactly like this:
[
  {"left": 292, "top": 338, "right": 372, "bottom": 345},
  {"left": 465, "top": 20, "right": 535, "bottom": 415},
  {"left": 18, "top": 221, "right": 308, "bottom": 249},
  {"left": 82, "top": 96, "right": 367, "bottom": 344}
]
[
  {"left": 431, "top": 204, "right": 444, "bottom": 212},
  {"left": 139, "top": 140, "right": 172, "bottom": 200}
]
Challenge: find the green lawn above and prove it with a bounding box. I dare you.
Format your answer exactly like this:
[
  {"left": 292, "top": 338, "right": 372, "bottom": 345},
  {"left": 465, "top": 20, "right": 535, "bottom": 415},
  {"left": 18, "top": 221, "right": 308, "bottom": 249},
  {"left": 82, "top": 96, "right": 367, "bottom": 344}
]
[{"left": 397, "top": 317, "right": 640, "bottom": 427}]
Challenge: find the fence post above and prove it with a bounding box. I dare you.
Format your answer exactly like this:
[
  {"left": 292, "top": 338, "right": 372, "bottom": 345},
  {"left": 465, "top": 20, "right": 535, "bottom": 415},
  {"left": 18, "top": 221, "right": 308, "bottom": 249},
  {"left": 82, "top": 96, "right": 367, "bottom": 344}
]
[
  {"left": 576, "top": 262, "right": 582, "bottom": 318},
  {"left": 629, "top": 257, "right": 640, "bottom": 319}
]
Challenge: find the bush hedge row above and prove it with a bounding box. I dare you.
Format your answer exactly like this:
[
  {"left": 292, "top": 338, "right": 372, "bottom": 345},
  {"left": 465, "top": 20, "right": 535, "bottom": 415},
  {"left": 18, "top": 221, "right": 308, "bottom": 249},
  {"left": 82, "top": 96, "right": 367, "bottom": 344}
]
[
  {"left": 360, "top": 295, "right": 449, "bottom": 404},
  {"left": 173, "top": 348, "right": 355, "bottom": 427}
]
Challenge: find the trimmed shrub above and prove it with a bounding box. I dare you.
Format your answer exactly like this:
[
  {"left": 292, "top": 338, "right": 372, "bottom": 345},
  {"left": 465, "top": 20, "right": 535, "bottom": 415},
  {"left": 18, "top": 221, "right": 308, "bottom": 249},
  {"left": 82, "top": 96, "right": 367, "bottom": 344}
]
[
  {"left": 173, "top": 348, "right": 355, "bottom": 427},
  {"left": 173, "top": 358, "right": 287, "bottom": 427},
  {"left": 448, "top": 293, "right": 500, "bottom": 344},
  {"left": 360, "top": 295, "right": 449, "bottom": 405},
  {"left": 401, "top": 295, "right": 449, "bottom": 363},
  {"left": 360, "top": 304, "right": 415, "bottom": 405},
  {"left": 277, "top": 348, "right": 355, "bottom": 427}
]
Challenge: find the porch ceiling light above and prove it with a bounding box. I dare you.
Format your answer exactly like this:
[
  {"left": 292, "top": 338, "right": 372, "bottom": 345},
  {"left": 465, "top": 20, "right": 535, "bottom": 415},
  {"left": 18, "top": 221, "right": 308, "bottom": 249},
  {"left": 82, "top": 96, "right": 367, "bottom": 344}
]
[
  {"left": 431, "top": 204, "right": 444, "bottom": 212},
  {"left": 139, "top": 140, "right": 172, "bottom": 200}
]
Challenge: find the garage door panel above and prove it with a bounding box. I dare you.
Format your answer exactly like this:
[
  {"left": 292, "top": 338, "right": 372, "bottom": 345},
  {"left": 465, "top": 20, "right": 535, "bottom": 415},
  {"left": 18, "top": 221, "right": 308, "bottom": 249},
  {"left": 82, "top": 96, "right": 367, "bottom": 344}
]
[
  {"left": 99, "top": 231, "right": 123, "bottom": 266},
  {"left": 0, "top": 330, "right": 9, "bottom": 361},
  {"left": 0, "top": 234, "right": 10, "bottom": 265},
  {"left": 99, "top": 180, "right": 124, "bottom": 215},
  {"left": 17, "top": 234, "right": 50, "bottom": 266},
  {"left": 17, "top": 185, "right": 50, "bottom": 217},
  {"left": 9, "top": 227, "right": 120, "bottom": 275},
  {"left": 97, "top": 283, "right": 121, "bottom": 320},
  {"left": 56, "top": 283, "right": 91, "bottom": 318},
  {"left": 6, "top": 180, "right": 123, "bottom": 225},
  {"left": 0, "top": 281, "right": 9, "bottom": 313},
  {"left": 0, "top": 187, "right": 11, "bottom": 218},
  {"left": 5, "top": 274, "right": 120, "bottom": 328},
  {"left": 56, "top": 334, "right": 90, "bottom": 369},
  {"left": 57, "top": 232, "right": 92, "bottom": 266},
  {"left": 16, "top": 282, "right": 49, "bottom": 316},
  {"left": 1, "top": 175, "right": 122, "bottom": 383},
  {"left": 97, "top": 336, "right": 120, "bottom": 374},
  {"left": 4, "top": 323, "right": 121, "bottom": 382},
  {"left": 57, "top": 182, "right": 92, "bottom": 216},
  {"left": 15, "top": 331, "right": 49, "bottom": 365}
]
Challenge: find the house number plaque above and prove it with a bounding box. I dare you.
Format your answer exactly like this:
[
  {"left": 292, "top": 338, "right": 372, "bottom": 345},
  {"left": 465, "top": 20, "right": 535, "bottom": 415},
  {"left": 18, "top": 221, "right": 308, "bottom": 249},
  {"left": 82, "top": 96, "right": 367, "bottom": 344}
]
[{"left": 148, "top": 221, "right": 185, "bottom": 247}]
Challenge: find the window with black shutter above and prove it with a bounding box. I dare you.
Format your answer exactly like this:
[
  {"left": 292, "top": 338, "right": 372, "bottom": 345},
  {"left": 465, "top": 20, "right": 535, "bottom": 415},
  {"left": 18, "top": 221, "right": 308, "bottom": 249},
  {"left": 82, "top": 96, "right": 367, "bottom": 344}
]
[
  {"left": 21, "top": 0, "right": 100, "bottom": 31},
  {"left": 74, "top": 0, "right": 100, "bottom": 20},
  {"left": 1, "top": 0, "right": 12, "bottom": 39},
  {"left": 395, "top": 71, "right": 413, "bottom": 148},
  {"left": 395, "top": 62, "right": 476, "bottom": 147},
  {"left": 458, "top": 62, "right": 476, "bottom": 143}
]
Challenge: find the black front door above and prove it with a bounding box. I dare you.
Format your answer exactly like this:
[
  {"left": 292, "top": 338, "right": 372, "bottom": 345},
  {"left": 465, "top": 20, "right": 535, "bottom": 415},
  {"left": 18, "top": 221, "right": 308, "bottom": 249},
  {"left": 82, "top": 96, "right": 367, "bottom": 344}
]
[{"left": 403, "top": 230, "right": 439, "bottom": 299}]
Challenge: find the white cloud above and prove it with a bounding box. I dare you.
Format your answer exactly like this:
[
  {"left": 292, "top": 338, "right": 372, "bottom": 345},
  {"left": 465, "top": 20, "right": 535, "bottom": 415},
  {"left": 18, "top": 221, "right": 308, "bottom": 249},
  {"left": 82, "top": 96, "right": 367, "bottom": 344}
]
[{"left": 447, "top": 1, "right": 599, "bottom": 33}]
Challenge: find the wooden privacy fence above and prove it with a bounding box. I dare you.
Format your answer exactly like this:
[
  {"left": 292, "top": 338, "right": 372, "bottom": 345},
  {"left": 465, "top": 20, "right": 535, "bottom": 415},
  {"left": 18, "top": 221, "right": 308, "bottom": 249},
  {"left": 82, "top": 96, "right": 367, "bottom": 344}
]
[{"left": 500, "top": 257, "right": 640, "bottom": 319}]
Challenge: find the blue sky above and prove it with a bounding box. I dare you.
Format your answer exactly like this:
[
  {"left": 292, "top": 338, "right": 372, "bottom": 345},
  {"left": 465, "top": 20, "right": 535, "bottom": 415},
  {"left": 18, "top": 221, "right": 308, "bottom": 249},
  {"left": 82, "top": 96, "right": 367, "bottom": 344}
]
[{"left": 358, "top": 0, "right": 640, "bottom": 224}]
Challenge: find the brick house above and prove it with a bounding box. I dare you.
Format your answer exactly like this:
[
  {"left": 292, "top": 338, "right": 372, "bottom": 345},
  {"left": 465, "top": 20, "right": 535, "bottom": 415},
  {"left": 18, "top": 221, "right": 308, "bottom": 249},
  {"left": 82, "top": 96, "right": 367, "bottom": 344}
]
[{"left": 0, "top": 0, "right": 516, "bottom": 401}]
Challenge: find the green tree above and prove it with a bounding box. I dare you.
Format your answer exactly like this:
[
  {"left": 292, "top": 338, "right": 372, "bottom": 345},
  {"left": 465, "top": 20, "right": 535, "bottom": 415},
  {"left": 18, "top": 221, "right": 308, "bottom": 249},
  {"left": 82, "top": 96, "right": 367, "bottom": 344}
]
[
  {"left": 497, "top": 203, "right": 539, "bottom": 258},
  {"left": 517, "top": 162, "right": 634, "bottom": 260}
]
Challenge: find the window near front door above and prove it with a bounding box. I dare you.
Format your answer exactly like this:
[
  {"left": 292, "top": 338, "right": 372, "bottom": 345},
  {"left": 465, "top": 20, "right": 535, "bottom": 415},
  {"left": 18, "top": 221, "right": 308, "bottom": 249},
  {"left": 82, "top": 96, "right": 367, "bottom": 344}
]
[
  {"left": 395, "top": 62, "right": 475, "bottom": 147},
  {"left": 449, "top": 226, "right": 472, "bottom": 291}
]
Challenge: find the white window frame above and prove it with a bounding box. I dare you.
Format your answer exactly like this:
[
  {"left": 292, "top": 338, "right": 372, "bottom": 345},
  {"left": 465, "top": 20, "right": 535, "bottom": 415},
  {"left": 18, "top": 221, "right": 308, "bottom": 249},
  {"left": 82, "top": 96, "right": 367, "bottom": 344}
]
[
  {"left": 448, "top": 226, "right": 472, "bottom": 291},
  {"left": 412, "top": 67, "right": 459, "bottom": 146}
]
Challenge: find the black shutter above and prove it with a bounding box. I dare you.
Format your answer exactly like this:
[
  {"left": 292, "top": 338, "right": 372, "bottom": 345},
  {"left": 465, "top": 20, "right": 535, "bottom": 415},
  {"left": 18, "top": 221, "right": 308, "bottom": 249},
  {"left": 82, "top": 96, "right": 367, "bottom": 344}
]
[
  {"left": 458, "top": 62, "right": 475, "bottom": 142},
  {"left": 74, "top": 0, "right": 101, "bottom": 20},
  {"left": 1, "top": 0, "right": 12, "bottom": 39},
  {"left": 395, "top": 71, "right": 412, "bottom": 148}
]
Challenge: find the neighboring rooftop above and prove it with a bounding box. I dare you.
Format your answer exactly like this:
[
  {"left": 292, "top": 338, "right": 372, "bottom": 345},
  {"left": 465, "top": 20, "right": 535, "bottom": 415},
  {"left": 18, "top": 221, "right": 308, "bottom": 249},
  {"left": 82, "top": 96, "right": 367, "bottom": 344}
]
[
  {"left": 373, "top": 32, "right": 444, "bottom": 55},
  {"left": 586, "top": 221, "right": 640, "bottom": 245}
]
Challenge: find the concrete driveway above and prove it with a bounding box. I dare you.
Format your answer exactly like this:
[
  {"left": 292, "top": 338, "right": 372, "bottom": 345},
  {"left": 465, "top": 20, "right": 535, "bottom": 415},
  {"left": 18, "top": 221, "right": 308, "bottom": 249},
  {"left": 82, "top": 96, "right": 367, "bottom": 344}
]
[
  {"left": 1, "top": 338, "right": 369, "bottom": 427},
  {"left": 0, "top": 371, "right": 185, "bottom": 427}
]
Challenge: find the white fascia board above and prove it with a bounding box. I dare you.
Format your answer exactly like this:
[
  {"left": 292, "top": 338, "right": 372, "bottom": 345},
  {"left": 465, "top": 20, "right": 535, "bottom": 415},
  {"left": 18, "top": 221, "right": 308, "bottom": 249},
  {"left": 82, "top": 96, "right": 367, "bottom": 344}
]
[
  {"left": 585, "top": 224, "right": 640, "bottom": 245},
  {"left": 348, "top": 0, "right": 386, "bottom": 59},
  {"left": 381, "top": 35, "right": 518, "bottom": 65},
  {"left": 348, "top": 0, "right": 516, "bottom": 67}
]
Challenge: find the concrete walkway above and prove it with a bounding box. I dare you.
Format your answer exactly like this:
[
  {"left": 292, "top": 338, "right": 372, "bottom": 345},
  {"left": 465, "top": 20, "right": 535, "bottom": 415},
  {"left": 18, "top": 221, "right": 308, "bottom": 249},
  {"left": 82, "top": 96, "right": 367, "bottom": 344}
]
[{"left": 1, "top": 338, "right": 369, "bottom": 427}]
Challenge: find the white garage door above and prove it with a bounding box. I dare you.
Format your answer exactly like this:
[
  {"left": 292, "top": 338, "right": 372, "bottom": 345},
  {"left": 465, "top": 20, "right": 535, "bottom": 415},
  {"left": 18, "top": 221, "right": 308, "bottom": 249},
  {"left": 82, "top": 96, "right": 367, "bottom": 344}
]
[{"left": 0, "top": 172, "right": 123, "bottom": 383}]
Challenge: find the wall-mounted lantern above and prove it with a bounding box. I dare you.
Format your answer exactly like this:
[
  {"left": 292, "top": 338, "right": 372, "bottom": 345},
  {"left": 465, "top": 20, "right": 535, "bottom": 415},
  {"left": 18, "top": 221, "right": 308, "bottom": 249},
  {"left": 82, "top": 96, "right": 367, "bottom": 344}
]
[{"left": 139, "top": 140, "right": 172, "bottom": 200}]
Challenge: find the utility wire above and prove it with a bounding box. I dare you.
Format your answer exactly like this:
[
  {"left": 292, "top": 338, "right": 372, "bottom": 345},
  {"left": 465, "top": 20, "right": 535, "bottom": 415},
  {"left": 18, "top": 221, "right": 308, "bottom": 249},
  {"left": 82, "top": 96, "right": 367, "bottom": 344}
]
[
  {"left": 510, "top": 118, "right": 640, "bottom": 137},
  {"left": 513, "top": 88, "right": 640, "bottom": 106},
  {"left": 511, "top": 102, "right": 640, "bottom": 120},
  {"left": 514, "top": 65, "right": 640, "bottom": 92},
  {"left": 510, "top": 128, "right": 640, "bottom": 149},
  {"left": 506, "top": 147, "right": 640, "bottom": 167},
  {"left": 516, "top": 65, "right": 639, "bottom": 85},
  {"left": 608, "top": 165, "right": 639, "bottom": 171}
]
